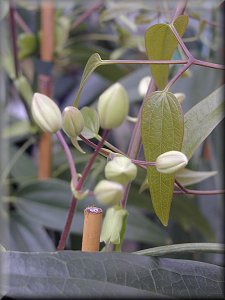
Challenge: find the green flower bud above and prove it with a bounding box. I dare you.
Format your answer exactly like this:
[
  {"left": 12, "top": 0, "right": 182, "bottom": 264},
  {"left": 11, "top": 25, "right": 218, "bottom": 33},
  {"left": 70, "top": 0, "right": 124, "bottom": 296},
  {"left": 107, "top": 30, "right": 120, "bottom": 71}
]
[
  {"left": 97, "top": 83, "right": 129, "bottom": 129},
  {"left": 174, "top": 93, "right": 186, "bottom": 104},
  {"left": 94, "top": 180, "right": 123, "bottom": 206},
  {"left": 156, "top": 151, "right": 188, "bottom": 174},
  {"left": 105, "top": 156, "right": 137, "bottom": 185},
  {"left": 100, "top": 205, "right": 128, "bottom": 244},
  {"left": 31, "top": 93, "right": 62, "bottom": 133},
  {"left": 62, "top": 106, "right": 84, "bottom": 137}
]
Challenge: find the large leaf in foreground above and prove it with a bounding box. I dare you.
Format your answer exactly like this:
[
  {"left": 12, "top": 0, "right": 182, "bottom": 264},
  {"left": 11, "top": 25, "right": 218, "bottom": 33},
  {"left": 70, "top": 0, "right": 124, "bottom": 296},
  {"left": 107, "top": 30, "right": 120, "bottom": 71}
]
[
  {"left": 145, "top": 15, "right": 188, "bottom": 89},
  {"left": 1, "top": 251, "right": 224, "bottom": 298},
  {"left": 141, "top": 91, "right": 184, "bottom": 225},
  {"left": 182, "top": 85, "right": 224, "bottom": 159}
]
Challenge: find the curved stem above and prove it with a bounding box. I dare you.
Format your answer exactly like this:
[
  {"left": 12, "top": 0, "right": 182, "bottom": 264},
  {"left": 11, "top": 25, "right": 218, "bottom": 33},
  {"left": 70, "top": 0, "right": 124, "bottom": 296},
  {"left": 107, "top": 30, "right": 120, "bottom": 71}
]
[
  {"left": 56, "top": 131, "right": 78, "bottom": 186},
  {"left": 76, "top": 130, "right": 109, "bottom": 190},
  {"left": 174, "top": 179, "right": 225, "bottom": 195},
  {"left": 134, "top": 243, "right": 225, "bottom": 256}
]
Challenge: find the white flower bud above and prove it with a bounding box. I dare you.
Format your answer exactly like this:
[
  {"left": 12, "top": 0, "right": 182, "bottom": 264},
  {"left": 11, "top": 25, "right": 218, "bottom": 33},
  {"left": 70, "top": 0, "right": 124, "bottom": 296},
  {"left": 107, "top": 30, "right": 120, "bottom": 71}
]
[
  {"left": 156, "top": 151, "right": 188, "bottom": 174},
  {"left": 97, "top": 83, "right": 129, "bottom": 129},
  {"left": 174, "top": 93, "right": 186, "bottom": 104},
  {"left": 105, "top": 156, "right": 137, "bottom": 185},
  {"left": 100, "top": 205, "right": 128, "bottom": 244},
  {"left": 31, "top": 93, "right": 62, "bottom": 133},
  {"left": 94, "top": 180, "right": 123, "bottom": 205},
  {"left": 138, "top": 76, "right": 151, "bottom": 97},
  {"left": 62, "top": 106, "right": 84, "bottom": 137}
]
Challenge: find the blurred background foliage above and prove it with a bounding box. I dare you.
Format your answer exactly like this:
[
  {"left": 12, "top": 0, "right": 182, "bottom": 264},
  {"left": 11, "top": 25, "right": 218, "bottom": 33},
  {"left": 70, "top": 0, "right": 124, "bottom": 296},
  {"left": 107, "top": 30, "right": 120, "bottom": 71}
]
[{"left": 0, "top": 0, "right": 224, "bottom": 265}]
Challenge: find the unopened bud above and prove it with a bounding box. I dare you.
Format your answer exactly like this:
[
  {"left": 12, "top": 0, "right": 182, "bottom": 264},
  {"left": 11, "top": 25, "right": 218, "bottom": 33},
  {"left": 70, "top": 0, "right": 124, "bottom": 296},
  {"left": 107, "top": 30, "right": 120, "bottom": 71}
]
[
  {"left": 100, "top": 205, "right": 128, "bottom": 244},
  {"left": 62, "top": 106, "right": 84, "bottom": 137},
  {"left": 138, "top": 76, "right": 151, "bottom": 97},
  {"left": 105, "top": 156, "right": 137, "bottom": 185},
  {"left": 156, "top": 151, "right": 188, "bottom": 174},
  {"left": 94, "top": 180, "right": 123, "bottom": 206},
  {"left": 31, "top": 93, "right": 62, "bottom": 133},
  {"left": 174, "top": 93, "right": 186, "bottom": 104},
  {"left": 97, "top": 83, "right": 129, "bottom": 129}
]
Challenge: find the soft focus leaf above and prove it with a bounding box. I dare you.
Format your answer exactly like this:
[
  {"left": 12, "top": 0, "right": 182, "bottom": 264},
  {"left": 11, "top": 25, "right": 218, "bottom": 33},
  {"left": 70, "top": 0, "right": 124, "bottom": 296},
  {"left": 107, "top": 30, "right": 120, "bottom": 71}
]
[
  {"left": 2, "top": 120, "right": 36, "bottom": 139},
  {"left": 80, "top": 106, "right": 100, "bottom": 139},
  {"left": 141, "top": 91, "right": 184, "bottom": 225},
  {"left": 18, "top": 33, "right": 37, "bottom": 60},
  {"left": 1, "top": 251, "right": 224, "bottom": 298},
  {"left": 73, "top": 53, "right": 104, "bottom": 107},
  {"left": 14, "top": 75, "right": 33, "bottom": 106},
  {"left": 0, "top": 1, "right": 9, "bottom": 20},
  {"left": 9, "top": 211, "right": 54, "bottom": 252},
  {"left": 145, "top": 15, "right": 188, "bottom": 89},
  {"left": 175, "top": 168, "right": 217, "bottom": 186},
  {"left": 182, "top": 85, "right": 225, "bottom": 159}
]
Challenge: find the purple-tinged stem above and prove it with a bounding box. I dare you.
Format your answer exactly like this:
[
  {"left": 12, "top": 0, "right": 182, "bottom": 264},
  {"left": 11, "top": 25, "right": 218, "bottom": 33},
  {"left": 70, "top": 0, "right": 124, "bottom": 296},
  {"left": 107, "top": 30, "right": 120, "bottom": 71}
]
[
  {"left": 193, "top": 59, "right": 225, "bottom": 70},
  {"left": 56, "top": 131, "right": 78, "bottom": 186},
  {"left": 104, "top": 59, "right": 188, "bottom": 65},
  {"left": 76, "top": 130, "right": 109, "bottom": 190},
  {"left": 14, "top": 10, "right": 32, "bottom": 33},
  {"left": 57, "top": 195, "right": 77, "bottom": 251},
  {"left": 175, "top": 179, "right": 225, "bottom": 195}
]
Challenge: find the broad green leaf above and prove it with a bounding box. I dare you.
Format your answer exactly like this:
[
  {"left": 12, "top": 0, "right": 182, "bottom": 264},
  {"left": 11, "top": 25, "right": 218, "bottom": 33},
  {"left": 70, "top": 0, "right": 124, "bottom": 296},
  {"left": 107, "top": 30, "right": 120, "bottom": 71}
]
[
  {"left": 182, "top": 85, "right": 224, "bottom": 159},
  {"left": 1, "top": 251, "right": 224, "bottom": 298},
  {"left": 18, "top": 33, "right": 37, "bottom": 60},
  {"left": 175, "top": 168, "right": 217, "bottom": 186},
  {"left": 145, "top": 15, "right": 188, "bottom": 89},
  {"left": 73, "top": 53, "right": 104, "bottom": 107},
  {"left": 80, "top": 106, "right": 100, "bottom": 139},
  {"left": 141, "top": 91, "right": 184, "bottom": 225}
]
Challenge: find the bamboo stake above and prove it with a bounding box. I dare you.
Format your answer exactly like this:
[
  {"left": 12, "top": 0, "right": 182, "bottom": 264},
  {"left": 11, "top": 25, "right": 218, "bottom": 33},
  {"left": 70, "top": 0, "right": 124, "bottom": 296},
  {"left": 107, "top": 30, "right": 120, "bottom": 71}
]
[
  {"left": 38, "top": 0, "right": 54, "bottom": 179},
  {"left": 81, "top": 206, "right": 102, "bottom": 252}
]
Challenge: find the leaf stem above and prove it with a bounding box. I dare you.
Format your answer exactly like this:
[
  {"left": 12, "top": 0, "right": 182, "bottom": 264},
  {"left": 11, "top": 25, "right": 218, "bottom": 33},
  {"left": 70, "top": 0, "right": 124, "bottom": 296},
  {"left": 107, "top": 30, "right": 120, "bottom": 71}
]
[
  {"left": 134, "top": 243, "right": 225, "bottom": 256},
  {"left": 56, "top": 131, "right": 78, "bottom": 186},
  {"left": 103, "top": 59, "right": 188, "bottom": 65},
  {"left": 9, "top": 0, "right": 19, "bottom": 78},
  {"left": 174, "top": 179, "right": 225, "bottom": 195}
]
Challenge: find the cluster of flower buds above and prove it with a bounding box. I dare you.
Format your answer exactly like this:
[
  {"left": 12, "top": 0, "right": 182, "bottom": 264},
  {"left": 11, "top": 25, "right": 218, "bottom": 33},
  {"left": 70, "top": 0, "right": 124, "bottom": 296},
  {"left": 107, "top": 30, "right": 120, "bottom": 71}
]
[{"left": 156, "top": 150, "right": 188, "bottom": 174}]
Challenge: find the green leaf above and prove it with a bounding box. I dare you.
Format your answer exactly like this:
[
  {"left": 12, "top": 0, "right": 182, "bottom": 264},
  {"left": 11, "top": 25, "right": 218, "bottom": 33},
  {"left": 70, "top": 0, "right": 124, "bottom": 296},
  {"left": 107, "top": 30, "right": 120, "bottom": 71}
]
[
  {"left": 0, "top": 0, "right": 9, "bottom": 20},
  {"left": 145, "top": 15, "right": 188, "bottom": 89},
  {"left": 141, "top": 91, "right": 184, "bottom": 226},
  {"left": 1, "top": 251, "right": 224, "bottom": 298},
  {"left": 140, "top": 168, "right": 218, "bottom": 191},
  {"left": 2, "top": 119, "right": 36, "bottom": 139},
  {"left": 182, "top": 85, "right": 225, "bottom": 159},
  {"left": 73, "top": 53, "right": 104, "bottom": 107},
  {"left": 18, "top": 33, "right": 37, "bottom": 60},
  {"left": 14, "top": 75, "right": 33, "bottom": 106},
  {"left": 175, "top": 168, "right": 217, "bottom": 186},
  {"left": 80, "top": 106, "right": 100, "bottom": 139},
  {"left": 9, "top": 211, "right": 54, "bottom": 252}
]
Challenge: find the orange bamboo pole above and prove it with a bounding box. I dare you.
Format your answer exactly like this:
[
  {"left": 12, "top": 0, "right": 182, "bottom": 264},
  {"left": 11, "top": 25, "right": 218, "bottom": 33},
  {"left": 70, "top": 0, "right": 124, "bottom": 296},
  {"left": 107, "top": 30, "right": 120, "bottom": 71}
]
[
  {"left": 38, "top": 0, "right": 54, "bottom": 179},
  {"left": 81, "top": 207, "right": 103, "bottom": 252}
]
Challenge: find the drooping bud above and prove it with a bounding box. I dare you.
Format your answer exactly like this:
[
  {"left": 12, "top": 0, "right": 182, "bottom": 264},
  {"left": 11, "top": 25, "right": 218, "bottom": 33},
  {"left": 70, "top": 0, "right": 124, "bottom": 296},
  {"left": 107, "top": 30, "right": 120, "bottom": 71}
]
[
  {"left": 138, "top": 76, "right": 151, "bottom": 97},
  {"left": 105, "top": 156, "right": 137, "bottom": 185},
  {"left": 31, "top": 93, "right": 62, "bottom": 133},
  {"left": 97, "top": 83, "right": 129, "bottom": 129},
  {"left": 100, "top": 205, "right": 128, "bottom": 245},
  {"left": 156, "top": 151, "right": 188, "bottom": 174},
  {"left": 174, "top": 93, "right": 186, "bottom": 104},
  {"left": 94, "top": 180, "right": 123, "bottom": 206},
  {"left": 62, "top": 106, "right": 84, "bottom": 137}
]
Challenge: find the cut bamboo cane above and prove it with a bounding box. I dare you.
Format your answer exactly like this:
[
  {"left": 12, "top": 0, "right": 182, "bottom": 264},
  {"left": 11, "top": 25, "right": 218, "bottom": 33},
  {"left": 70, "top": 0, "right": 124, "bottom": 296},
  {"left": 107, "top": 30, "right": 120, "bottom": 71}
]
[
  {"left": 81, "top": 206, "right": 103, "bottom": 252},
  {"left": 38, "top": 0, "right": 54, "bottom": 179}
]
